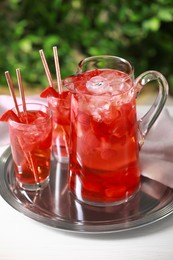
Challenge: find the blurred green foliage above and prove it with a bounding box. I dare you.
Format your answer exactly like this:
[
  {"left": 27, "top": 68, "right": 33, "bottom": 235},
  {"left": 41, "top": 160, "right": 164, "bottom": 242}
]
[{"left": 0, "top": 0, "right": 173, "bottom": 93}]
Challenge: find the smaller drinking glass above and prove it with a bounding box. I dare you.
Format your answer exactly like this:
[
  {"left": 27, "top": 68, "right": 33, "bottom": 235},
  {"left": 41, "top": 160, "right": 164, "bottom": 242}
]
[{"left": 8, "top": 103, "right": 53, "bottom": 191}]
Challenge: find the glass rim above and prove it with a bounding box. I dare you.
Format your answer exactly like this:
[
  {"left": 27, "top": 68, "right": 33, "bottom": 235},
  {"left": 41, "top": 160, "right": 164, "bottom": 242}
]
[
  {"left": 9, "top": 102, "right": 52, "bottom": 126},
  {"left": 64, "top": 55, "right": 135, "bottom": 97},
  {"left": 78, "top": 55, "right": 134, "bottom": 77}
]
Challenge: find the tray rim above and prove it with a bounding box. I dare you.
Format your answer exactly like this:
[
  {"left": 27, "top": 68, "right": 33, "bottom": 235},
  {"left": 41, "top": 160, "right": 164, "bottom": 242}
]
[{"left": 1, "top": 146, "right": 173, "bottom": 234}]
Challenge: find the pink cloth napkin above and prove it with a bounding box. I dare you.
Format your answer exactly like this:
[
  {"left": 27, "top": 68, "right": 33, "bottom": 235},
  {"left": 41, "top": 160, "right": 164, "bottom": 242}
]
[
  {"left": 139, "top": 108, "right": 173, "bottom": 188},
  {"left": 0, "top": 95, "right": 173, "bottom": 188}
]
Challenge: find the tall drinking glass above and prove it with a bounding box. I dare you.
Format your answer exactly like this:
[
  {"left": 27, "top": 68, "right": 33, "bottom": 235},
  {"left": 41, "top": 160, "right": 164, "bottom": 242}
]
[
  {"left": 40, "top": 83, "right": 71, "bottom": 163},
  {"left": 47, "top": 93, "right": 71, "bottom": 163}
]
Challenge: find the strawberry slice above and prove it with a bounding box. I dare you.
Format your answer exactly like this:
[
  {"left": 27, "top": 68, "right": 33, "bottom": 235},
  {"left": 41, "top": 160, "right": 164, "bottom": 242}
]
[
  {"left": 40, "top": 86, "right": 60, "bottom": 98},
  {"left": 0, "top": 110, "right": 20, "bottom": 122},
  {"left": 40, "top": 86, "right": 71, "bottom": 101}
]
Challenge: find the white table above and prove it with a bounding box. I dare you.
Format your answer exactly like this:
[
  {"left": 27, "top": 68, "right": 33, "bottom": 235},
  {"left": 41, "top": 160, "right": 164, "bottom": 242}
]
[{"left": 1, "top": 106, "right": 173, "bottom": 260}]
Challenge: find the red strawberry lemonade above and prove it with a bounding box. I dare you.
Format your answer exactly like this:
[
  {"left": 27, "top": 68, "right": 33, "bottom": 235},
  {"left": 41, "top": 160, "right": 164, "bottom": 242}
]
[
  {"left": 1, "top": 103, "right": 53, "bottom": 190},
  {"left": 40, "top": 86, "right": 71, "bottom": 163},
  {"left": 66, "top": 69, "right": 140, "bottom": 205}
]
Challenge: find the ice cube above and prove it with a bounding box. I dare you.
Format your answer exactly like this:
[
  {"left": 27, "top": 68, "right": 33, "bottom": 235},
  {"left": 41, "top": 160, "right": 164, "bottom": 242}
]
[
  {"left": 100, "top": 70, "right": 122, "bottom": 83},
  {"left": 86, "top": 75, "right": 113, "bottom": 94},
  {"left": 89, "top": 100, "right": 110, "bottom": 122},
  {"left": 100, "top": 70, "right": 131, "bottom": 94},
  {"left": 119, "top": 82, "right": 131, "bottom": 92}
]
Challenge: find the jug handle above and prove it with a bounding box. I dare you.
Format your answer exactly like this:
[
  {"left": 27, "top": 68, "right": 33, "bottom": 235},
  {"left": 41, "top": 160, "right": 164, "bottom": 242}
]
[{"left": 135, "top": 70, "right": 169, "bottom": 147}]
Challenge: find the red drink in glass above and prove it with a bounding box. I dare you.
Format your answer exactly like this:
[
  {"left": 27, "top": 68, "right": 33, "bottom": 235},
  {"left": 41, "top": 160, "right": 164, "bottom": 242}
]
[
  {"left": 66, "top": 69, "right": 140, "bottom": 205},
  {"left": 40, "top": 86, "right": 71, "bottom": 163},
  {"left": 8, "top": 103, "right": 52, "bottom": 190}
]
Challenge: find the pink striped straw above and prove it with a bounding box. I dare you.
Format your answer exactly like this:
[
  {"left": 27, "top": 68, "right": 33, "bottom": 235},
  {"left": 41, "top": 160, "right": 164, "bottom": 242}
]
[
  {"left": 5, "top": 71, "right": 20, "bottom": 117},
  {"left": 39, "top": 49, "right": 54, "bottom": 88},
  {"left": 16, "top": 68, "right": 28, "bottom": 123},
  {"left": 53, "top": 46, "right": 63, "bottom": 94}
]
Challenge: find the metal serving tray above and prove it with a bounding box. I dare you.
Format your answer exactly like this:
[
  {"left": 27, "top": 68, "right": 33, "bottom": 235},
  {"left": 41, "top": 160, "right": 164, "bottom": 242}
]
[{"left": 0, "top": 147, "right": 173, "bottom": 234}]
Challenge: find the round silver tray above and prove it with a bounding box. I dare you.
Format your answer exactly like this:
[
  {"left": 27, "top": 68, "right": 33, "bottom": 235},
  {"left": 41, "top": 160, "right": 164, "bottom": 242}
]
[{"left": 0, "top": 147, "right": 173, "bottom": 234}]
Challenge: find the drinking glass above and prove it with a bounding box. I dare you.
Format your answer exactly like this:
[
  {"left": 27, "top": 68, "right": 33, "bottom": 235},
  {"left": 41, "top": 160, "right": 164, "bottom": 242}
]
[
  {"left": 47, "top": 87, "right": 71, "bottom": 163},
  {"left": 8, "top": 103, "right": 52, "bottom": 191}
]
